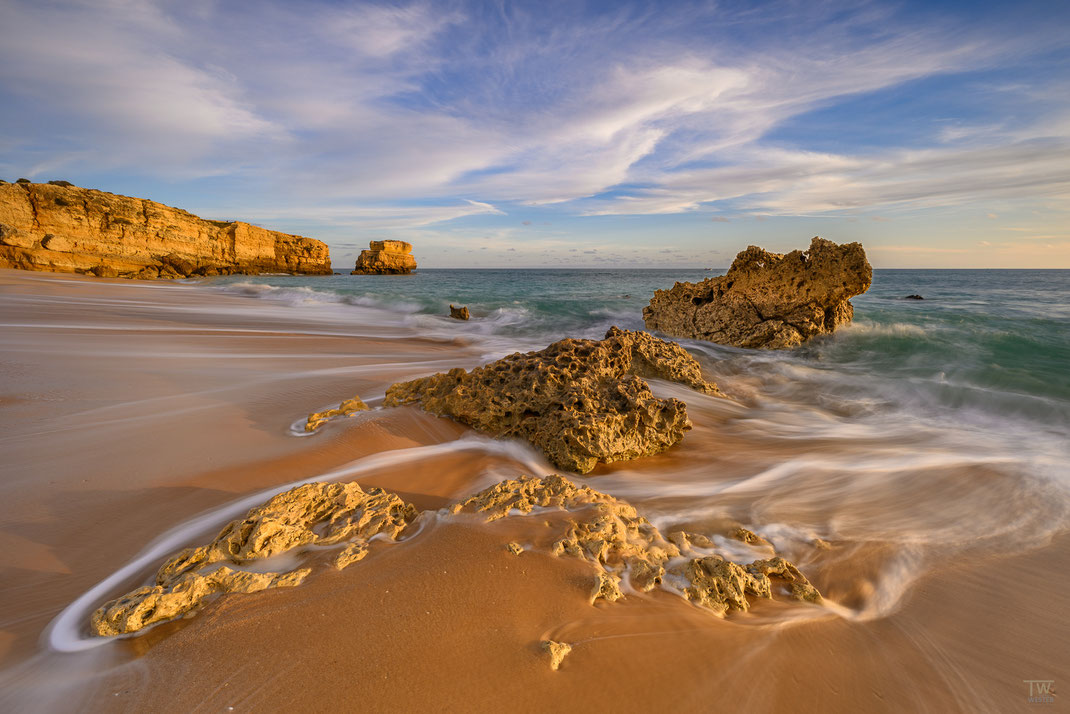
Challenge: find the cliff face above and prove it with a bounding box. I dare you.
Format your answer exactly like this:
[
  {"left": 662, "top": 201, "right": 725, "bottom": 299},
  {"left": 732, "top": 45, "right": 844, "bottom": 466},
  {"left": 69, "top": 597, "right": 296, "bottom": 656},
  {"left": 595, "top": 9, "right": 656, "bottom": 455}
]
[
  {"left": 0, "top": 181, "right": 332, "bottom": 279},
  {"left": 351, "top": 240, "right": 416, "bottom": 274},
  {"left": 643, "top": 237, "right": 872, "bottom": 349}
]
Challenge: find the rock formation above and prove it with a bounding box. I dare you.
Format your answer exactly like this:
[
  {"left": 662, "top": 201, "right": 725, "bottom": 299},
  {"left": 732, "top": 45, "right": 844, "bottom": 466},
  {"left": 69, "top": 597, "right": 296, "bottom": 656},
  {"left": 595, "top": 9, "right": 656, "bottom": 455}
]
[
  {"left": 0, "top": 181, "right": 332, "bottom": 279},
  {"left": 383, "top": 327, "right": 720, "bottom": 473},
  {"left": 541, "top": 640, "right": 572, "bottom": 671},
  {"left": 449, "top": 304, "right": 470, "bottom": 320},
  {"left": 351, "top": 240, "right": 417, "bottom": 275},
  {"left": 92, "top": 474, "right": 820, "bottom": 637},
  {"left": 456, "top": 474, "right": 821, "bottom": 614},
  {"left": 643, "top": 237, "right": 872, "bottom": 349},
  {"left": 304, "top": 396, "right": 370, "bottom": 432},
  {"left": 91, "top": 482, "right": 418, "bottom": 636}
]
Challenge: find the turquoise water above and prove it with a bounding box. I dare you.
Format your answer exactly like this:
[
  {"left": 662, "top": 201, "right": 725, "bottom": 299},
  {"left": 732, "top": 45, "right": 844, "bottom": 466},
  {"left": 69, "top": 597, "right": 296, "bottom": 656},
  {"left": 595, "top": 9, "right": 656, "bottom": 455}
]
[{"left": 213, "top": 268, "right": 1070, "bottom": 431}]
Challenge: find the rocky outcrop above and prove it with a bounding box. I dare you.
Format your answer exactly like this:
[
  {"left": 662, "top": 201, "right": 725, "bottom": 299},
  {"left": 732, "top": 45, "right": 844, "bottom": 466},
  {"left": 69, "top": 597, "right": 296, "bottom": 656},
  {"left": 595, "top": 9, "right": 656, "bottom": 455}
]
[
  {"left": 456, "top": 474, "right": 822, "bottom": 615},
  {"left": 91, "top": 482, "right": 418, "bottom": 636},
  {"left": 643, "top": 237, "right": 872, "bottom": 349},
  {"left": 92, "top": 474, "right": 820, "bottom": 637},
  {"left": 304, "top": 396, "right": 369, "bottom": 432},
  {"left": 351, "top": 240, "right": 417, "bottom": 275},
  {"left": 383, "top": 327, "right": 720, "bottom": 473},
  {"left": 0, "top": 181, "right": 332, "bottom": 279},
  {"left": 449, "top": 304, "right": 470, "bottom": 320}
]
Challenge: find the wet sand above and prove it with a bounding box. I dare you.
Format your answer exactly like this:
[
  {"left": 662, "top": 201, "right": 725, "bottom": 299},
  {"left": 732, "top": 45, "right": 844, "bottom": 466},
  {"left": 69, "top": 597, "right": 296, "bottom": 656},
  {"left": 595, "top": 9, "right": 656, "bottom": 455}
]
[{"left": 0, "top": 269, "right": 1065, "bottom": 712}]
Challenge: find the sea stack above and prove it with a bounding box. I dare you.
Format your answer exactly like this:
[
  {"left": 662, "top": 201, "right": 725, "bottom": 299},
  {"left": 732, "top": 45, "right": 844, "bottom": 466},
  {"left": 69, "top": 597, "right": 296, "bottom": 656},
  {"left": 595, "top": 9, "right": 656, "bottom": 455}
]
[
  {"left": 0, "top": 181, "right": 332, "bottom": 279},
  {"left": 351, "top": 240, "right": 417, "bottom": 275},
  {"left": 643, "top": 237, "right": 872, "bottom": 349}
]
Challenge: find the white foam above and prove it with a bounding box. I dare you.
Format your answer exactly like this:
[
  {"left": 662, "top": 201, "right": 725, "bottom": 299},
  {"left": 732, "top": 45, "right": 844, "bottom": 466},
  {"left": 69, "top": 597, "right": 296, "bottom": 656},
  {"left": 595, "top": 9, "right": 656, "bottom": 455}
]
[{"left": 44, "top": 435, "right": 548, "bottom": 653}]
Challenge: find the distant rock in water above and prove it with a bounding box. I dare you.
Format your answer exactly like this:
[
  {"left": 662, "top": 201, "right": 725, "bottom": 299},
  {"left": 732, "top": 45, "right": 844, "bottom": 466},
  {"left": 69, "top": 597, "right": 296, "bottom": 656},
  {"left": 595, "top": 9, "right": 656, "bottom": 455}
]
[
  {"left": 383, "top": 327, "right": 721, "bottom": 473},
  {"left": 449, "top": 304, "right": 470, "bottom": 320},
  {"left": 350, "top": 240, "right": 417, "bottom": 275},
  {"left": 643, "top": 237, "right": 872, "bottom": 349},
  {"left": 0, "top": 181, "right": 332, "bottom": 279},
  {"left": 904, "top": 294, "right": 925, "bottom": 300}
]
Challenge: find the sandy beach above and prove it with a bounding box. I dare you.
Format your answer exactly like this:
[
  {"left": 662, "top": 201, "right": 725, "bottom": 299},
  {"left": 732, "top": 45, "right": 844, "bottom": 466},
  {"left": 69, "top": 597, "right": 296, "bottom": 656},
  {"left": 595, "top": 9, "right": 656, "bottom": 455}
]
[{"left": 0, "top": 268, "right": 1065, "bottom": 712}]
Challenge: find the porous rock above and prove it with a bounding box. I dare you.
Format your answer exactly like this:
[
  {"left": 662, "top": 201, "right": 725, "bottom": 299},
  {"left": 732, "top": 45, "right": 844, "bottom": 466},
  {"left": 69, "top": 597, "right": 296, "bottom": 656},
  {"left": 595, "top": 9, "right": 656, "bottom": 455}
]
[
  {"left": 458, "top": 474, "right": 821, "bottom": 615},
  {"left": 449, "top": 304, "right": 470, "bottom": 320},
  {"left": 541, "top": 640, "right": 572, "bottom": 671},
  {"left": 643, "top": 237, "right": 872, "bottom": 349},
  {"left": 305, "top": 396, "right": 370, "bottom": 432},
  {"left": 383, "top": 327, "right": 719, "bottom": 473},
  {"left": 91, "top": 482, "right": 417, "bottom": 636}
]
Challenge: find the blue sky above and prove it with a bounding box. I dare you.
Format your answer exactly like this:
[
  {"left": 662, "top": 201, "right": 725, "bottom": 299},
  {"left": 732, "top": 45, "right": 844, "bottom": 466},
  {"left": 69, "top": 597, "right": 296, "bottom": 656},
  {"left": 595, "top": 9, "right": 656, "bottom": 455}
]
[{"left": 1, "top": 0, "right": 1068, "bottom": 268}]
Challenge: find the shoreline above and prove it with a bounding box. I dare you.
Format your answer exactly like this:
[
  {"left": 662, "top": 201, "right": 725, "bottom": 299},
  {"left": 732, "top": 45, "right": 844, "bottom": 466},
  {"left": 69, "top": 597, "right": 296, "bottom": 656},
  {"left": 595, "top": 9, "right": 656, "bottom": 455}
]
[{"left": 0, "top": 268, "right": 1066, "bottom": 712}]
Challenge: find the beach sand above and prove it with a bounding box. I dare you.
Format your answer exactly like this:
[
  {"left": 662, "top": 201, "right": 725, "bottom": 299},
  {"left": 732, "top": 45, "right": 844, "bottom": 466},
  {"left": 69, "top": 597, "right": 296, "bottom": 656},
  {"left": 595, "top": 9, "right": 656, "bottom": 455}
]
[{"left": 0, "top": 269, "right": 1065, "bottom": 712}]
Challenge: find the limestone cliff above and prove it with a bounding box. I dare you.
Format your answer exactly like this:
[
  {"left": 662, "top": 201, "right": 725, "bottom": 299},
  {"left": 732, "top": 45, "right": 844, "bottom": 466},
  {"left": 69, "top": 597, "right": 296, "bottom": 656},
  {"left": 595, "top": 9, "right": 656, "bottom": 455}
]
[
  {"left": 643, "top": 237, "right": 872, "bottom": 349},
  {"left": 351, "top": 240, "right": 417, "bottom": 275},
  {"left": 0, "top": 180, "right": 332, "bottom": 279}
]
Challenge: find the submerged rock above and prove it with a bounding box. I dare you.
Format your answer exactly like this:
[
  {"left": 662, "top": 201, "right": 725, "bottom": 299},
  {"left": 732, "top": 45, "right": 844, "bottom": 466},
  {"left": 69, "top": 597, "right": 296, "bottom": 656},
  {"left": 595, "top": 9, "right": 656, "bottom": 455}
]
[
  {"left": 449, "top": 304, "right": 470, "bottom": 320},
  {"left": 91, "top": 482, "right": 418, "bottom": 636},
  {"left": 350, "top": 240, "right": 417, "bottom": 275},
  {"left": 904, "top": 294, "right": 924, "bottom": 300},
  {"left": 305, "top": 396, "right": 369, "bottom": 432},
  {"left": 643, "top": 237, "right": 872, "bottom": 349},
  {"left": 383, "top": 327, "right": 719, "bottom": 473}
]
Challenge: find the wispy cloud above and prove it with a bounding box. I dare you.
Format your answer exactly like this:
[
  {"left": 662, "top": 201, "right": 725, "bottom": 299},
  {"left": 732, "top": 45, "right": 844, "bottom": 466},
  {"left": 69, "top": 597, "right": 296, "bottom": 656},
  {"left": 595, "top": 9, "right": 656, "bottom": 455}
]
[{"left": 0, "top": 0, "right": 1068, "bottom": 266}]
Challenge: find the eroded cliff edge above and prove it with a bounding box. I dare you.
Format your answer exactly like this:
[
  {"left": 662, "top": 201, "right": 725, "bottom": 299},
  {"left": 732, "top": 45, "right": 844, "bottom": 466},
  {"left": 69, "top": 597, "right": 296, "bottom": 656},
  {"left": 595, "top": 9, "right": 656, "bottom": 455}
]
[
  {"left": 0, "top": 181, "right": 332, "bottom": 278},
  {"left": 643, "top": 237, "right": 872, "bottom": 349}
]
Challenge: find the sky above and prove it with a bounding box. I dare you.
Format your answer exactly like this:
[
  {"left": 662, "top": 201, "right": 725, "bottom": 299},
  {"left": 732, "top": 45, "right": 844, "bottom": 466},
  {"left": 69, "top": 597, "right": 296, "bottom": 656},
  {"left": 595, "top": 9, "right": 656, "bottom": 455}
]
[{"left": 1, "top": 0, "right": 1069, "bottom": 269}]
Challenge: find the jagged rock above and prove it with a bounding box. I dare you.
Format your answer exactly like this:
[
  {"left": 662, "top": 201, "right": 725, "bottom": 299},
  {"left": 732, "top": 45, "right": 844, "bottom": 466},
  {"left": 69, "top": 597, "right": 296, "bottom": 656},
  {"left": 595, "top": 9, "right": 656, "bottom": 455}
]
[
  {"left": 305, "top": 396, "right": 370, "bottom": 432},
  {"left": 0, "top": 182, "right": 332, "bottom": 279},
  {"left": 507, "top": 542, "right": 524, "bottom": 556},
  {"left": 449, "top": 304, "right": 470, "bottom": 320},
  {"left": 541, "top": 640, "right": 572, "bottom": 671},
  {"left": 90, "top": 474, "right": 820, "bottom": 638},
  {"left": 91, "top": 567, "right": 311, "bottom": 638},
  {"left": 643, "top": 237, "right": 872, "bottom": 349},
  {"left": 90, "top": 482, "right": 417, "bottom": 636},
  {"left": 460, "top": 475, "right": 821, "bottom": 613},
  {"left": 351, "top": 240, "right": 417, "bottom": 275},
  {"left": 590, "top": 571, "right": 624, "bottom": 604},
  {"left": 730, "top": 527, "right": 771, "bottom": 547},
  {"left": 334, "top": 543, "right": 370, "bottom": 570},
  {"left": 384, "top": 328, "right": 719, "bottom": 473}
]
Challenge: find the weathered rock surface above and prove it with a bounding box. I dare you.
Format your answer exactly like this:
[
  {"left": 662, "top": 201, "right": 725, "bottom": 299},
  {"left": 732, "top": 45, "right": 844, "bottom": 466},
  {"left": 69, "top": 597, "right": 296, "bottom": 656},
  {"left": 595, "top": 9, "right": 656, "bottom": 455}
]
[
  {"left": 304, "top": 396, "right": 370, "bottom": 432},
  {"left": 459, "top": 474, "right": 821, "bottom": 616},
  {"left": 0, "top": 181, "right": 332, "bottom": 279},
  {"left": 449, "top": 304, "right": 470, "bottom": 320},
  {"left": 541, "top": 640, "right": 572, "bottom": 671},
  {"left": 91, "top": 474, "right": 820, "bottom": 637},
  {"left": 91, "top": 482, "right": 417, "bottom": 636},
  {"left": 384, "top": 327, "right": 719, "bottom": 473},
  {"left": 351, "top": 239, "right": 417, "bottom": 275},
  {"left": 643, "top": 237, "right": 872, "bottom": 349}
]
